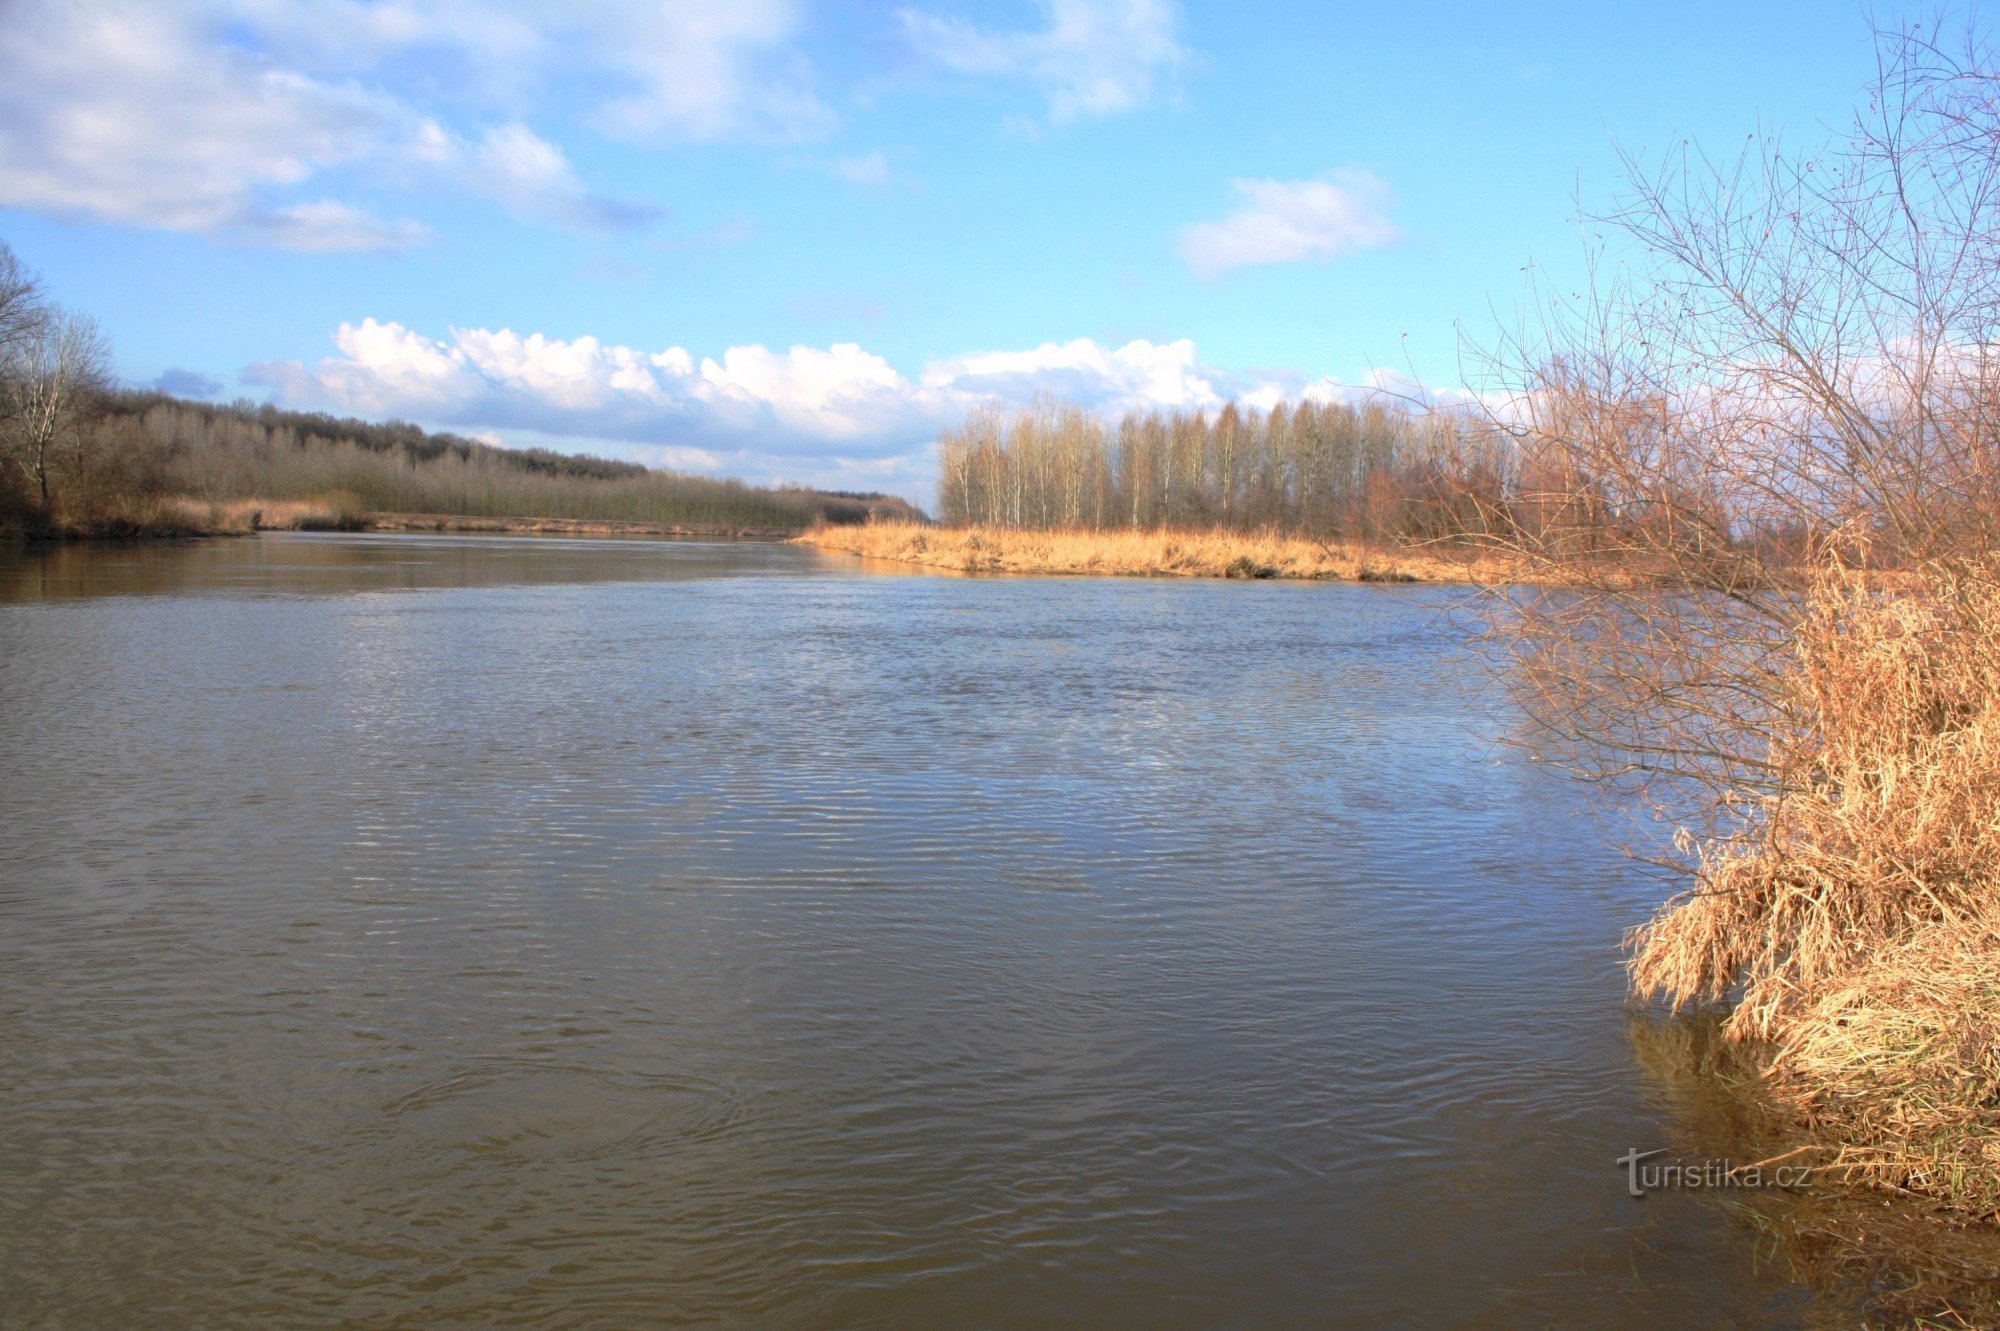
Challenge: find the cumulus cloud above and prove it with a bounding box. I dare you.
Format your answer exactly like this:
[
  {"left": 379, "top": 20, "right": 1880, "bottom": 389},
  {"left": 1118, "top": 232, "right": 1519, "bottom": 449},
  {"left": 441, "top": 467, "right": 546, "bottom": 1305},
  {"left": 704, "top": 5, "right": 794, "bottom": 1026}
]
[
  {"left": 0, "top": 0, "right": 781, "bottom": 248},
  {"left": 243, "top": 320, "right": 1284, "bottom": 489},
  {"left": 1179, "top": 171, "right": 1401, "bottom": 278},
  {"left": 901, "top": 0, "right": 1186, "bottom": 123},
  {"left": 247, "top": 320, "right": 937, "bottom": 460},
  {"left": 243, "top": 317, "right": 1486, "bottom": 500}
]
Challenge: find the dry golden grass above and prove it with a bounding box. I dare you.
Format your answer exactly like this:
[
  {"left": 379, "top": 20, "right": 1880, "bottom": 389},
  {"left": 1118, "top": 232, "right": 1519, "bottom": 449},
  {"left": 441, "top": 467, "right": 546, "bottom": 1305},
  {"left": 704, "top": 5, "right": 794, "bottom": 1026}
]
[
  {"left": 35, "top": 493, "right": 255, "bottom": 539},
  {"left": 798, "top": 521, "right": 1525, "bottom": 584},
  {"left": 1631, "top": 562, "right": 2000, "bottom": 1216},
  {"left": 24, "top": 492, "right": 373, "bottom": 539},
  {"left": 223, "top": 492, "right": 372, "bottom": 531}
]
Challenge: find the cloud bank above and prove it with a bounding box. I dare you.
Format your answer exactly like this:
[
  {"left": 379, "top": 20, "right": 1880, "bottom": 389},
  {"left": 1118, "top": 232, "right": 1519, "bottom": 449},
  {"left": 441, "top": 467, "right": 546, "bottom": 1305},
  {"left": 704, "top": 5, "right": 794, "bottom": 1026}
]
[{"left": 245, "top": 319, "right": 1467, "bottom": 497}]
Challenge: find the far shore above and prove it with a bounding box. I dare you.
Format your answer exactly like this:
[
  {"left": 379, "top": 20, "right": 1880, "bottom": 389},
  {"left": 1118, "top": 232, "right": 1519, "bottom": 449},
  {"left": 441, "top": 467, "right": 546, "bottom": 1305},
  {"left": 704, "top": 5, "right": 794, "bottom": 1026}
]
[
  {"left": 13, "top": 509, "right": 1559, "bottom": 588},
  {"left": 361, "top": 512, "right": 800, "bottom": 539},
  {"left": 3, "top": 501, "right": 812, "bottom": 543},
  {"left": 795, "top": 521, "right": 1525, "bottom": 585}
]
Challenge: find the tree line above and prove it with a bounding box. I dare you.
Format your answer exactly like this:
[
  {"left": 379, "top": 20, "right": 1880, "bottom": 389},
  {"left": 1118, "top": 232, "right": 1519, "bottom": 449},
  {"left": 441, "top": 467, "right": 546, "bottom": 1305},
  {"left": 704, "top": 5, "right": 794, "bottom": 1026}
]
[
  {"left": 934, "top": 396, "right": 1513, "bottom": 543},
  {"left": 0, "top": 243, "right": 916, "bottom": 538}
]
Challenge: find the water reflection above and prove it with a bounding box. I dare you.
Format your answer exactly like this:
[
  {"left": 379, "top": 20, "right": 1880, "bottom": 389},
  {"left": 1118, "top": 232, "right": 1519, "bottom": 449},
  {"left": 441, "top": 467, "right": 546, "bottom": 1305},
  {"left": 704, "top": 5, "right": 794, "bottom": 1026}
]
[
  {"left": 1627, "top": 1012, "right": 2000, "bottom": 1327},
  {"left": 0, "top": 530, "right": 865, "bottom": 602}
]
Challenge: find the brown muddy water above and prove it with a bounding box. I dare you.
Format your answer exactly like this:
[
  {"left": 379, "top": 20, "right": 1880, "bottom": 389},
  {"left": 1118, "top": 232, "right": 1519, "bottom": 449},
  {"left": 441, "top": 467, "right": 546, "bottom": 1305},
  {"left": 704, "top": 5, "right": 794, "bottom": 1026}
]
[{"left": 0, "top": 533, "right": 1894, "bottom": 1327}]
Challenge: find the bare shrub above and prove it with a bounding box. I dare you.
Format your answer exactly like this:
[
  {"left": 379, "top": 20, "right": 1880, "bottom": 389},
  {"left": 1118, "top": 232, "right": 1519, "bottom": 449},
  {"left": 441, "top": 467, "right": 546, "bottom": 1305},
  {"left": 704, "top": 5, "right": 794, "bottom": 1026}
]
[{"left": 1479, "top": 20, "right": 2000, "bottom": 1215}]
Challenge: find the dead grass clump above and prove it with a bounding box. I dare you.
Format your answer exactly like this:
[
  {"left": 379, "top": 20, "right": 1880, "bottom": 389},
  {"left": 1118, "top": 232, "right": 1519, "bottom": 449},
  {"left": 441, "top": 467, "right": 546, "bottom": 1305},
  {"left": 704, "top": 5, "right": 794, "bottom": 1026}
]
[
  {"left": 224, "top": 492, "right": 372, "bottom": 531},
  {"left": 33, "top": 493, "right": 254, "bottom": 538},
  {"left": 1631, "top": 563, "right": 2000, "bottom": 1214},
  {"left": 798, "top": 521, "right": 1523, "bottom": 584}
]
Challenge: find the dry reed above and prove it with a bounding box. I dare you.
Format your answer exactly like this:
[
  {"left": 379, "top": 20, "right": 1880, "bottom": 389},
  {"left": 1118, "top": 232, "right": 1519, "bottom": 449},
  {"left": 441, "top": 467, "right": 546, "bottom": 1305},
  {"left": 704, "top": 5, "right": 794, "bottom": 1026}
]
[
  {"left": 1631, "top": 561, "right": 2000, "bottom": 1215},
  {"left": 798, "top": 521, "right": 1525, "bottom": 584}
]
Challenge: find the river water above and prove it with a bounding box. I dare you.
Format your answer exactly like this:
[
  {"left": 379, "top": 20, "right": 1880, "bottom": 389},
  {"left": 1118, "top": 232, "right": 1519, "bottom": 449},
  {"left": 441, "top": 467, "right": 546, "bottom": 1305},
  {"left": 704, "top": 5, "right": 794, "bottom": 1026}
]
[{"left": 0, "top": 534, "right": 1870, "bottom": 1326}]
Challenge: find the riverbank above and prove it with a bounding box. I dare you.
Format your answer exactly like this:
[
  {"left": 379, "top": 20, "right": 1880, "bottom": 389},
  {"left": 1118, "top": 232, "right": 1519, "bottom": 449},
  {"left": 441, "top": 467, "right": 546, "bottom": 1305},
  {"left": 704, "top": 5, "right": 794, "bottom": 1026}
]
[
  {"left": 797, "top": 521, "right": 1521, "bottom": 583},
  {"left": 1628, "top": 565, "right": 2000, "bottom": 1228},
  {"left": 6, "top": 497, "right": 812, "bottom": 543},
  {"left": 366, "top": 512, "right": 798, "bottom": 539}
]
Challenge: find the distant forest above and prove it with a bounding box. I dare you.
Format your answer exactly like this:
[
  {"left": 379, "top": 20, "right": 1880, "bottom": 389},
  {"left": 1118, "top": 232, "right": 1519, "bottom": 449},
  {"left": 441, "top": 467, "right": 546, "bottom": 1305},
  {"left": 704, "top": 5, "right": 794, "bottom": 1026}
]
[
  {"left": 0, "top": 242, "right": 917, "bottom": 538},
  {"left": 91, "top": 392, "right": 920, "bottom": 532}
]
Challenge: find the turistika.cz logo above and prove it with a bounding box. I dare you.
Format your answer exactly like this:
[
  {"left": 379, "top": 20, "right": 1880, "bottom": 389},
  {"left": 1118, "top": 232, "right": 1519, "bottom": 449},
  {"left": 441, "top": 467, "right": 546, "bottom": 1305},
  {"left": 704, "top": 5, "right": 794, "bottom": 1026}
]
[{"left": 1617, "top": 1148, "right": 1814, "bottom": 1197}]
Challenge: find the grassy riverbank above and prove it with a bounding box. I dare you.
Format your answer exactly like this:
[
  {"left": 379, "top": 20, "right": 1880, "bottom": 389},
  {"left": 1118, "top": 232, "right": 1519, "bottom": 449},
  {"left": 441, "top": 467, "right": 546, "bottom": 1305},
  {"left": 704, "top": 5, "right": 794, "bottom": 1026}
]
[
  {"left": 798, "top": 521, "right": 1521, "bottom": 583},
  {"left": 1629, "top": 563, "right": 2000, "bottom": 1223},
  {"left": 5, "top": 493, "right": 367, "bottom": 540}
]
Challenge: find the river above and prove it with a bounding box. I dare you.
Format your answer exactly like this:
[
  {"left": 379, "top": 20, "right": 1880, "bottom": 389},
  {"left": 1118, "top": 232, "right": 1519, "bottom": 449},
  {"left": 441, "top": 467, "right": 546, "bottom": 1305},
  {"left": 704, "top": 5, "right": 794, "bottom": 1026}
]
[{"left": 0, "top": 533, "right": 1869, "bottom": 1326}]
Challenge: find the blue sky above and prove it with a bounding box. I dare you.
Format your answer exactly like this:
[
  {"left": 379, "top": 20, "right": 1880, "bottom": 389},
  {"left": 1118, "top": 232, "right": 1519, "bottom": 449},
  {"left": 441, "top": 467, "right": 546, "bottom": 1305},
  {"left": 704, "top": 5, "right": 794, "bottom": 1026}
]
[{"left": 0, "top": 0, "right": 1927, "bottom": 501}]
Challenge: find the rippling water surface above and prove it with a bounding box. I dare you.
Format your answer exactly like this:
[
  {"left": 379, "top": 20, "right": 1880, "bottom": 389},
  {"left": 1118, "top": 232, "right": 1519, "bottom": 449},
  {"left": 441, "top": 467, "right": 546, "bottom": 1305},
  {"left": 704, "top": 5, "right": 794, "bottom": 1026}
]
[{"left": 0, "top": 534, "right": 1842, "bottom": 1326}]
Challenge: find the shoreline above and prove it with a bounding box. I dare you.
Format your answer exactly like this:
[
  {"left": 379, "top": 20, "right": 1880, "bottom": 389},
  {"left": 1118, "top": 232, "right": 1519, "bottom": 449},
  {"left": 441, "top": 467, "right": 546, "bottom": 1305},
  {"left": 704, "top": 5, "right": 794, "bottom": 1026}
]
[
  {"left": 4, "top": 505, "right": 809, "bottom": 544},
  {"left": 362, "top": 512, "right": 799, "bottom": 540},
  {"left": 795, "top": 521, "right": 1522, "bottom": 584}
]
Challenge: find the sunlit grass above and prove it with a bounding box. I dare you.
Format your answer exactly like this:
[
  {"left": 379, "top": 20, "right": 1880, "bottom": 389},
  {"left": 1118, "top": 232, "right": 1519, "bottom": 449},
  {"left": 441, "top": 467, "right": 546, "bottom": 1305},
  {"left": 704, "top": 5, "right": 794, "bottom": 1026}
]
[{"left": 798, "top": 520, "right": 1526, "bottom": 584}]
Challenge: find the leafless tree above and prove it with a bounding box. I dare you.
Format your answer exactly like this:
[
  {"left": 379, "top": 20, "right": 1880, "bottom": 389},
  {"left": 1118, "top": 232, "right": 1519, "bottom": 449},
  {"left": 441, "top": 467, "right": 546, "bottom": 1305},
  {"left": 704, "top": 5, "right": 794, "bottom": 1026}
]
[
  {"left": 1469, "top": 20, "right": 2000, "bottom": 827},
  {"left": 0, "top": 242, "right": 44, "bottom": 361},
  {"left": 934, "top": 393, "right": 1497, "bottom": 540},
  {"left": 1, "top": 308, "right": 112, "bottom": 507}
]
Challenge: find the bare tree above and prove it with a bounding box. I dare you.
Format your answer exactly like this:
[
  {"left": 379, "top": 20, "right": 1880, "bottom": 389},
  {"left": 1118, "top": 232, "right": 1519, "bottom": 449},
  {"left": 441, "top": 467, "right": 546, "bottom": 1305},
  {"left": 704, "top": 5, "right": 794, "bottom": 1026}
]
[
  {"left": 0, "top": 241, "right": 45, "bottom": 361},
  {"left": 1466, "top": 19, "right": 2000, "bottom": 1039},
  {"left": 2, "top": 308, "right": 112, "bottom": 508}
]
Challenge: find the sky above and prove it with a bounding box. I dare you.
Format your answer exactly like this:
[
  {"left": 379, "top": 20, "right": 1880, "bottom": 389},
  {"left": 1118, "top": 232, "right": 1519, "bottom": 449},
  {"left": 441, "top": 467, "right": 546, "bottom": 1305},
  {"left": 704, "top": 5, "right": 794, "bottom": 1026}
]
[{"left": 0, "top": 0, "right": 1940, "bottom": 504}]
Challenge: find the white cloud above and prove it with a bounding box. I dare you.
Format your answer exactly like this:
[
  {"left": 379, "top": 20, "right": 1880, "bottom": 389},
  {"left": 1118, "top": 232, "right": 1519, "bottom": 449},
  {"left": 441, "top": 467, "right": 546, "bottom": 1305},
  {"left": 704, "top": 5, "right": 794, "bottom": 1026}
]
[
  {"left": 237, "top": 200, "right": 431, "bottom": 252},
  {"left": 924, "top": 336, "right": 1220, "bottom": 413},
  {"left": 902, "top": 0, "right": 1186, "bottom": 123},
  {"left": 243, "top": 320, "right": 1287, "bottom": 489},
  {"left": 196, "top": 1, "right": 831, "bottom": 142},
  {"left": 0, "top": 0, "right": 797, "bottom": 248},
  {"left": 588, "top": 1, "right": 834, "bottom": 144},
  {"left": 465, "top": 123, "right": 663, "bottom": 232},
  {"left": 247, "top": 319, "right": 940, "bottom": 460},
  {"left": 1179, "top": 171, "right": 1401, "bottom": 278},
  {"left": 0, "top": 1, "right": 427, "bottom": 247},
  {"left": 242, "top": 317, "right": 1489, "bottom": 500}
]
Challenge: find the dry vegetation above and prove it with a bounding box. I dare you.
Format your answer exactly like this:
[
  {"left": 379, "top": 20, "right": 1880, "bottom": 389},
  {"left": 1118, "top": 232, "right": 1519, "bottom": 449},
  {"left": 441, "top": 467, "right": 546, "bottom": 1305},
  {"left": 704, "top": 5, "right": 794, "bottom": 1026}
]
[
  {"left": 814, "top": 385, "right": 1539, "bottom": 583},
  {"left": 1625, "top": 568, "right": 2000, "bottom": 1218},
  {"left": 935, "top": 395, "right": 1506, "bottom": 542},
  {"left": 1629, "top": 1015, "right": 2000, "bottom": 1327},
  {"left": 801, "top": 520, "right": 1523, "bottom": 583},
  {"left": 1481, "top": 20, "right": 2000, "bottom": 1232}
]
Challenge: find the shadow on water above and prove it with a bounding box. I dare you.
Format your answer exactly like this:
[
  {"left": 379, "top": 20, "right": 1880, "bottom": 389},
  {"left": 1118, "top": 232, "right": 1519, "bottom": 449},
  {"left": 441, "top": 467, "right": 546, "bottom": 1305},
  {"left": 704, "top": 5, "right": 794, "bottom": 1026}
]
[
  {"left": 1628, "top": 1012, "right": 2000, "bottom": 1328},
  {"left": 0, "top": 531, "right": 869, "bottom": 602}
]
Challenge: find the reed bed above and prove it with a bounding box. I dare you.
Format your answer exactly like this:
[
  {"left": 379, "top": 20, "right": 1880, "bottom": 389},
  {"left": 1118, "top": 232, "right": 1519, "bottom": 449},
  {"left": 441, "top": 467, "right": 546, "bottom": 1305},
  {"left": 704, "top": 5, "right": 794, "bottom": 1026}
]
[
  {"left": 798, "top": 521, "right": 1523, "bottom": 584},
  {"left": 1631, "top": 563, "right": 2000, "bottom": 1216}
]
